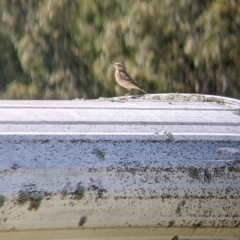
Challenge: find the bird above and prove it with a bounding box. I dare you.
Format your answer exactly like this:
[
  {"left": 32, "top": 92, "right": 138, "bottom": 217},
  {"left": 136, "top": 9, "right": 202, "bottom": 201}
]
[{"left": 112, "top": 62, "right": 147, "bottom": 96}]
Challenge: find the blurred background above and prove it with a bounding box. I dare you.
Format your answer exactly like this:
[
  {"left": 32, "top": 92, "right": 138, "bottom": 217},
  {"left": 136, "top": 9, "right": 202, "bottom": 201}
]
[{"left": 0, "top": 0, "right": 239, "bottom": 99}]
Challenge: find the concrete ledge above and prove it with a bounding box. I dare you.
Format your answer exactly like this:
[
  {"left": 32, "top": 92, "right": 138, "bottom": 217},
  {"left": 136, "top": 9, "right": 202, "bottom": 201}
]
[{"left": 0, "top": 94, "right": 239, "bottom": 239}]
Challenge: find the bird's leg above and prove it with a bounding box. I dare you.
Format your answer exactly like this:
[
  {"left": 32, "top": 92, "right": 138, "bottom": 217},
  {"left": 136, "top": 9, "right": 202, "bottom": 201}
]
[
  {"left": 125, "top": 89, "right": 132, "bottom": 96},
  {"left": 124, "top": 90, "right": 132, "bottom": 101}
]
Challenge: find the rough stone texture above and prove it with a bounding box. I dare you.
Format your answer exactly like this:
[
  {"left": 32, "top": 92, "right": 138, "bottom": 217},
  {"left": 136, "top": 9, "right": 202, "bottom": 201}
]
[{"left": 0, "top": 94, "right": 239, "bottom": 238}]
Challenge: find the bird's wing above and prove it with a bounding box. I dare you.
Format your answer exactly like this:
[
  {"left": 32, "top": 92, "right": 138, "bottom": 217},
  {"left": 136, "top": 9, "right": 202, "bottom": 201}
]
[
  {"left": 119, "top": 70, "right": 134, "bottom": 82},
  {"left": 119, "top": 70, "right": 147, "bottom": 93}
]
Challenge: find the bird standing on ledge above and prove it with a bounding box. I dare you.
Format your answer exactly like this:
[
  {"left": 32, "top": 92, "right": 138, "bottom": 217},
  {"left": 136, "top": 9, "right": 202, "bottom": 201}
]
[{"left": 112, "top": 63, "right": 148, "bottom": 96}]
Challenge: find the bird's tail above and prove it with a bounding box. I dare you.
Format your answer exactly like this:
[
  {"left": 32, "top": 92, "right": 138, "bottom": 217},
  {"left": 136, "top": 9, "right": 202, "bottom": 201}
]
[{"left": 139, "top": 88, "right": 148, "bottom": 94}]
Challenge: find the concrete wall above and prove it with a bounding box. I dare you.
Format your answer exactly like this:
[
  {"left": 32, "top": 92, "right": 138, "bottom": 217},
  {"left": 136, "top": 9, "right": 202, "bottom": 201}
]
[{"left": 0, "top": 94, "right": 239, "bottom": 239}]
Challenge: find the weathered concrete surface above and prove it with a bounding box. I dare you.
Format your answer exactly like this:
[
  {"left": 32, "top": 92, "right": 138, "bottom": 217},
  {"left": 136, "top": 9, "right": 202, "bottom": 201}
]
[{"left": 0, "top": 94, "right": 239, "bottom": 239}]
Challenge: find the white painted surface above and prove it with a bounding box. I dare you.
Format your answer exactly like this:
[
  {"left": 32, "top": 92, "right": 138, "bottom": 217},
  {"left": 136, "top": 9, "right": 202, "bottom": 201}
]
[
  {"left": 0, "top": 98, "right": 240, "bottom": 136},
  {"left": 0, "top": 94, "right": 239, "bottom": 238}
]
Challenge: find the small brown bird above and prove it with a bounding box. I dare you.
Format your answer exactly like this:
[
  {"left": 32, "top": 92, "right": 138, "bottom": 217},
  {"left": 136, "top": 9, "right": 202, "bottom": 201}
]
[{"left": 112, "top": 63, "right": 147, "bottom": 96}]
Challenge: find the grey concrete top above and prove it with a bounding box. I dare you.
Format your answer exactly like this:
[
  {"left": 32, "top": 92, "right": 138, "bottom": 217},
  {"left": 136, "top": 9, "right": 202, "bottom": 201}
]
[{"left": 0, "top": 93, "right": 240, "bottom": 139}]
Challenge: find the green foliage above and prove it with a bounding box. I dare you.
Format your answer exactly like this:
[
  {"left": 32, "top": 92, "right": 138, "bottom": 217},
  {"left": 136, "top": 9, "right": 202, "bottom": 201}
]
[
  {"left": 175, "top": 205, "right": 181, "bottom": 214},
  {"left": 168, "top": 220, "right": 175, "bottom": 227},
  {"left": 74, "top": 183, "right": 85, "bottom": 200},
  {"left": 189, "top": 167, "right": 200, "bottom": 180},
  {"left": 194, "top": 221, "right": 203, "bottom": 228},
  {"left": 204, "top": 169, "right": 213, "bottom": 183},
  {"left": 16, "top": 190, "right": 43, "bottom": 210},
  {"left": 17, "top": 190, "right": 30, "bottom": 205},
  {"left": 78, "top": 216, "right": 87, "bottom": 227},
  {"left": 61, "top": 187, "right": 68, "bottom": 198},
  {"left": 0, "top": 0, "right": 240, "bottom": 99},
  {"left": 0, "top": 195, "right": 5, "bottom": 207},
  {"left": 181, "top": 200, "right": 186, "bottom": 206},
  {"left": 92, "top": 148, "right": 105, "bottom": 160},
  {"left": 28, "top": 193, "right": 43, "bottom": 211},
  {"left": 172, "top": 236, "right": 179, "bottom": 240}
]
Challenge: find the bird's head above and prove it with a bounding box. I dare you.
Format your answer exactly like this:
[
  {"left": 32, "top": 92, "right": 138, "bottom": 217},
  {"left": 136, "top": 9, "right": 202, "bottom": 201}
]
[{"left": 112, "top": 62, "right": 124, "bottom": 70}]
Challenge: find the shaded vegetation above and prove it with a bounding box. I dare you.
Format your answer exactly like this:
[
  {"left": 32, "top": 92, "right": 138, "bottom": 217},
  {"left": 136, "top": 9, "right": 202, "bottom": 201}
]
[
  {"left": 0, "top": 195, "right": 5, "bottom": 207},
  {"left": 61, "top": 187, "right": 68, "bottom": 199},
  {"left": 172, "top": 236, "right": 179, "bottom": 240},
  {"left": 17, "top": 190, "right": 43, "bottom": 211},
  {"left": 189, "top": 167, "right": 200, "bottom": 180},
  {"left": 78, "top": 216, "right": 87, "bottom": 227},
  {"left": 28, "top": 193, "right": 43, "bottom": 211},
  {"left": 175, "top": 205, "right": 181, "bottom": 214},
  {"left": 17, "top": 190, "right": 30, "bottom": 205},
  {"left": 92, "top": 148, "right": 106, "bottom": 160},
  {"left": 204, "top": 169, "right": 213, "bottom": 183},
  {"left": 74, "top": 183, "right": 85, "bottom": 200},
  {"left": 0, "top": 0, "right": 240, "bottom": 99},
  {"left": 194, "top": 221, "right": 204, "bottom": 228},
  {"left": 168, "top": 220, "right": 175, "bottom": 227}
]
